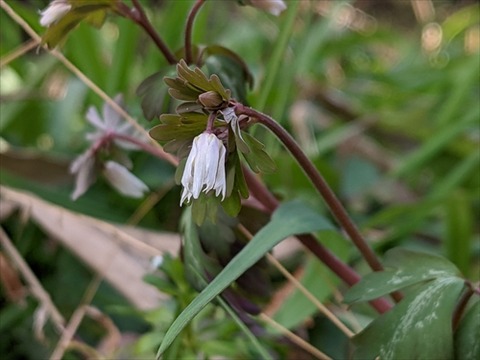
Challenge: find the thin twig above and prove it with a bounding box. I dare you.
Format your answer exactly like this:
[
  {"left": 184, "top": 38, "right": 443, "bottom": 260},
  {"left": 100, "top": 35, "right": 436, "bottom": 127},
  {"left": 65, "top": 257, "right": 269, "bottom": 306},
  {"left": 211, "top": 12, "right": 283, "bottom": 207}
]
[
  {"left": 267, "top": 254, "right": 355, "bottom": 338},
  {"left": 185, "top": 0, "right": 206, "bottom": 64},
  {"left": 0, "top": 38, "right": 38, "bottom": 68},
  {"left": 238, "top": 223, "right": 355, "bottom": 338},
  {"left": 0, "top": 227, "right": 65, "bottom": 333},
  {"left": 259, "top": 313, "right": 333, "bottom": 360}
]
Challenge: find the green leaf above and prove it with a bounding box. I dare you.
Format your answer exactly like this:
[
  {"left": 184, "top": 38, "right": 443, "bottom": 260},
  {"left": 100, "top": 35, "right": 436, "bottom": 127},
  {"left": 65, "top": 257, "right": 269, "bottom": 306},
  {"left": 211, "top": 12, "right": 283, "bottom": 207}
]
[
  {"left": 203, "top": 45, "right": 254, "bottom": 103},
  {"left": 41, "top": 0, "right": 115, "bottom": 48},
  {"left": 180, "top": 209, "right": 273, "bottom": 359},
  {"left": 454, "top": 299, "right": 480, "bottom": 360},
  {"left": 344, "top": 249, "right": 461, "bottom": 304},
  {"left": 137, "top": 69, "right": 172, "bottom": 121},
  {"left": 157, "top": 201, "right": 334, "bottom": 357},
  {"left": 352, "top": 277, "right": 465, "bottom": 360},
  {"left": 444, "top": 190, "right": 473, "bottom": 277},
  {"left": 241, "top": 132, "right": 276, "bottom": 173}
]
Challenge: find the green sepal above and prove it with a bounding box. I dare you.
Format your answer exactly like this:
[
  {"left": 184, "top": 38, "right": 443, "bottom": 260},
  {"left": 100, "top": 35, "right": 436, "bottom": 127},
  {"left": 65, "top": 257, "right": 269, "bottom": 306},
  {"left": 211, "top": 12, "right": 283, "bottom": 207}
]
[{"left": 174, "top": 60, "right": 231, "bottom": 102}]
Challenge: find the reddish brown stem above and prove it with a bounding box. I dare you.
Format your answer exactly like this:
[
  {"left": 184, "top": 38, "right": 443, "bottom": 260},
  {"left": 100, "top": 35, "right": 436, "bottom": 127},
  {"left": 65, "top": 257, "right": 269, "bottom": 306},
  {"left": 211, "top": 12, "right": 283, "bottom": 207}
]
[
  {"left": 235, "top": 103, "right": 403, "bottom": 304},
  {"left": 452, "top": 283, "right": 475, "bottom": 331},
  {"left": 117, "top": 0, "right": 177, "bottom": 65},
  {"left": 243, "top": 169, "right": 392, "bottom": 314},
  {"left": 185, "top": 0, "right": 206, "bottom": 64}
]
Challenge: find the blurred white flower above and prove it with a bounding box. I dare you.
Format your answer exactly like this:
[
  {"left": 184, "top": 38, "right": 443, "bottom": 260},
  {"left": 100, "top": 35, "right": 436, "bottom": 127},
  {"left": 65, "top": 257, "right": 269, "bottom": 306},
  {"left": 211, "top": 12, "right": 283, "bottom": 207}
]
[
  {"left": 70, "top": 95, "right": 148, "bottom": 200},
  {"left": 86, "top": 95, "right": 148, "bottom": 150},
  {"left": 70, "top": 148, "right": 96, "bottom": 200},
  {"left": 180, "top": 132, "right": 227, "bottom": 205},
  {"left": 39, "top": 0, "right": 71, "bottom": 27},
  {"left": 246, "top": 0, "right": 287, "bottom": 16},
  {"left": 103, "top": 161, "right": 149, "bottom": 198}
]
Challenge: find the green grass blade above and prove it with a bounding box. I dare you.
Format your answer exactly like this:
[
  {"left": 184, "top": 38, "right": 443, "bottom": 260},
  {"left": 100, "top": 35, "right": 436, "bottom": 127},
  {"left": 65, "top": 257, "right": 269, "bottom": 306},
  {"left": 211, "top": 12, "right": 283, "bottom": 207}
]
[
  {"left": 157, "top": 201, "right": 334, "bottom": 357},
  {"left": 255, "top": 0, "right": 301, "bottom": 112},
  {"left": 392, "top": 111, "right": 478, "bottom": 178}
]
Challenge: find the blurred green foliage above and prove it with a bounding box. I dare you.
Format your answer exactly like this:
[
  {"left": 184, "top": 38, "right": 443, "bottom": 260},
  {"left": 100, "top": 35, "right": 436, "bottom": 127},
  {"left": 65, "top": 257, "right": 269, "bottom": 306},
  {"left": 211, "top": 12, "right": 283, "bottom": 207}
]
[{"left": 1, "top": 0, "right": 479, "bottom": 358}]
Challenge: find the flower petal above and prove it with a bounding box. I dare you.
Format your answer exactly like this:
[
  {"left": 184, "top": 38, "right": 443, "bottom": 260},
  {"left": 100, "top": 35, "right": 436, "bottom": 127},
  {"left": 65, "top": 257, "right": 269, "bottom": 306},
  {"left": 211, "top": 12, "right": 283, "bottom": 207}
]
[
  {"left": 86, "top": 107, "right": 107, "bottom": 131},
  {"left": 70, "top": 152, "right": 96, "bottom": 200},
  {"left": 39, "top": 0, "right": 71, "bottom": 27},
  {"left": 103, "top": 161, "right": 148, "bottom": 198},
  {"left": 103, "top": 95, "right": 123, "bottom": 130}
]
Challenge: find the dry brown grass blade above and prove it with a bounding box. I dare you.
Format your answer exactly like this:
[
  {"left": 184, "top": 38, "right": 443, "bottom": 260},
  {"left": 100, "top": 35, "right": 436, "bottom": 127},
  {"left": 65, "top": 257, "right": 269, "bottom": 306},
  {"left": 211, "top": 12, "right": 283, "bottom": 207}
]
[
  {"left": 0, "top": 185, "right": 181, "bottom": 309},
  {"left": 259, "top": 313, "right": 333, "bottom": 360}
]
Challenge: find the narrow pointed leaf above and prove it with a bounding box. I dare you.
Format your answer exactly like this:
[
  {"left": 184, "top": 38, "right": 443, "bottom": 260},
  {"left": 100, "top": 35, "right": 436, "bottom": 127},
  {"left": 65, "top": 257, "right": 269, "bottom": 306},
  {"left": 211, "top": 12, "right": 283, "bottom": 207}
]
[{"left": 157, "top": 201, "right": 334, "bottom": 357}]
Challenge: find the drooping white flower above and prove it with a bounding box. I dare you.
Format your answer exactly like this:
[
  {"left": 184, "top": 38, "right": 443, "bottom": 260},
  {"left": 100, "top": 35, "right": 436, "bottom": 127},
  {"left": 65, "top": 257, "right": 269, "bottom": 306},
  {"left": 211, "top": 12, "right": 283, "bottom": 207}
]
[
  {"left": 180, "top": 132, "right": 227, "bottom": 205},
  {"left": 103, "top": 161, "right": 149, "bottom": 198},
  {"left": 39, "top": 0, "right": 71, "bottom": 27},
  {"left": 245, "top": 0, "right": 287, "bottom": 16}
]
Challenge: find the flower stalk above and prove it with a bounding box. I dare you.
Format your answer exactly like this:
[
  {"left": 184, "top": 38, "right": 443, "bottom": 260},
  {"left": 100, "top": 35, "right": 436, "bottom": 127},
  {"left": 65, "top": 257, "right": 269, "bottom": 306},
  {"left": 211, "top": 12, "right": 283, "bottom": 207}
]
[
  {"left": 234, "top": 103, "right": 403, "bottom": 302},
  {"left": 117, "top": 0, "right": 177, "bottom": 65},
  {"left": 185, "top": 0, "right": 207, "bottom": 65},
  {"left": 242, "top": 168, "right": 393, "bottom": 314}
]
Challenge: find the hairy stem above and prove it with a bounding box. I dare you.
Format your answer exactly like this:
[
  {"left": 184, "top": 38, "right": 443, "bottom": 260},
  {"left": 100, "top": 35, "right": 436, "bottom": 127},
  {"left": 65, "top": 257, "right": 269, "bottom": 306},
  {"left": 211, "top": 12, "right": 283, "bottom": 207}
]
[
  {"left": 185, "top": 0, "right": 206, "bottom": 64},
  {"left": 235, "top": 103, "right": 403, "bottom": 303},
  {"left": 117, "top": 0, "right": 177, "bottom": 64},
  {"left": 243, "top": 169, "right": 392, "bottom": 314}
]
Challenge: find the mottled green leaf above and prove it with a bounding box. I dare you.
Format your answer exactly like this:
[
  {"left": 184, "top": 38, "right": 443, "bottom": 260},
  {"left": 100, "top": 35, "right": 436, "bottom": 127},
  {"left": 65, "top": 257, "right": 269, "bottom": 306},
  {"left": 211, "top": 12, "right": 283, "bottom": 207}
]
[
  {"left": 353, "top": 278, "right": 465, "bottom": 360},
  {"left": 344, "top": 249, "right": 462, "bottom": 304}
]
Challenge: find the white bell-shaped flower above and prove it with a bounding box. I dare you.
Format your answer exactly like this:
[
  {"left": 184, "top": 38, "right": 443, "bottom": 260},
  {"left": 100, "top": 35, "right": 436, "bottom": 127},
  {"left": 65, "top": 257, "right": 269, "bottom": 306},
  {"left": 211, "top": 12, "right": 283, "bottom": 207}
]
[{"left": 180, "top": 132, "right": 227, "bottom": 205}]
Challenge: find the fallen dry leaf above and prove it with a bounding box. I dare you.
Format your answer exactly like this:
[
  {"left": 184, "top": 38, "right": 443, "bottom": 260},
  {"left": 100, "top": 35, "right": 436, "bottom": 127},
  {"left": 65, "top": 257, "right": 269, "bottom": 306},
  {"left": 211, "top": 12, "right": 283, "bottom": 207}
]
[{"left": 0, "top": 185, "right": 181, "bottom": 309}]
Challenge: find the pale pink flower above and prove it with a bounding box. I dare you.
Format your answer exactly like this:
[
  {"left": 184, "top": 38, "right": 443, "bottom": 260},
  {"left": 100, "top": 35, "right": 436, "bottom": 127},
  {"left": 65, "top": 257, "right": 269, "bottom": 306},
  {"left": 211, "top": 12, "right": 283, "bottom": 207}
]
[
  {"left": 180, "top": 133, "right": 227, "bottom": 205},
  {"left": 39, "top": 0, "right": 71, "bottom": 27}
]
